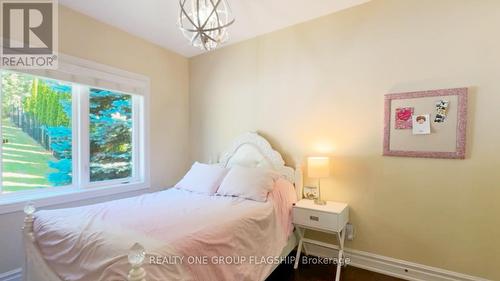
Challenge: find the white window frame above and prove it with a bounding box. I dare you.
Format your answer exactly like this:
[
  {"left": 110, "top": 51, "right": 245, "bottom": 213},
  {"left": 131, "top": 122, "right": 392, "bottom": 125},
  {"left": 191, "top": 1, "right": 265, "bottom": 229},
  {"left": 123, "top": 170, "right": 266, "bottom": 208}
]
[
  {"left": 0, "top": 54, "right": 151, "bottom": 214},
  {"left": 79, "top": 86, "right": 140, "bottom": 188}
]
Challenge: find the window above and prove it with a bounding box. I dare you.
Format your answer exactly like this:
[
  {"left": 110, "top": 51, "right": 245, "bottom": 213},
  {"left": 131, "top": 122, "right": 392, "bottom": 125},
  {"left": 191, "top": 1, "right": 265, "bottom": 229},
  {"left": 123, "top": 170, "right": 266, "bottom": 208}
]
[
  {"left": 0, "top": 69, "right": 146, "bottom": 196},
  {"left": 89, "top": 89, "right": 133, "bottom": 182}
]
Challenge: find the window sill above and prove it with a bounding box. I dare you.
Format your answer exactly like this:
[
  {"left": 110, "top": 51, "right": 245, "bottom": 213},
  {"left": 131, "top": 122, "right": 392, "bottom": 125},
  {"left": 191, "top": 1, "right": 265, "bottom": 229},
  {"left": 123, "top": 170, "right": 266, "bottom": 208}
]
[{"left": 0, "top": 182, "right": 150, "bottom": 215}]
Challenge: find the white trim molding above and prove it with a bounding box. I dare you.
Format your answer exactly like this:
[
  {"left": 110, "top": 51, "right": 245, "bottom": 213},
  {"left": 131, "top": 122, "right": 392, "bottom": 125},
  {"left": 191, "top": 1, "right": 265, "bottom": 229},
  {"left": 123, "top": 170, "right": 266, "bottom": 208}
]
[
  {"left": 0, "top": 181, "right": 149, "bottom": 214},
  {"left": 305, "top": 244, "right": 491, "bottom": 281},
  {"left": 0, "top": 246, "right": 492, "bottom": 281},
  {"left": 0, "top": 268, "right": 21, "bottom": 281},
  {"left": 3, "top": 241, "right": 492, "bottom": 281}
]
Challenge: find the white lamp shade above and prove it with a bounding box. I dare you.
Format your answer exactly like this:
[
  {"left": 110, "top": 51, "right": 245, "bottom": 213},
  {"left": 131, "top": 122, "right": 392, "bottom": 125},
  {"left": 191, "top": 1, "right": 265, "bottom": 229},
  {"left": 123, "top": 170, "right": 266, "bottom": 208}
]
[{"left": 307, "top": 157, "right": 330, "bottom": 178}]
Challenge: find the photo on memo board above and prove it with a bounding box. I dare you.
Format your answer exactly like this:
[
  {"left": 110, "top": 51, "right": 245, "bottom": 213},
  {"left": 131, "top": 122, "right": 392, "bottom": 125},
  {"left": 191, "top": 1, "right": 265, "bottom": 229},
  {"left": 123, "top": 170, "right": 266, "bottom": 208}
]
[
  {"left": 412, "top": 114, "right": 431, "bottom": 135},
  {"left": 383, "top": 88, "right": 468, "bottom": 159},
  {"left": 395, "top": 107, "right": 413, "bottom": 129}
]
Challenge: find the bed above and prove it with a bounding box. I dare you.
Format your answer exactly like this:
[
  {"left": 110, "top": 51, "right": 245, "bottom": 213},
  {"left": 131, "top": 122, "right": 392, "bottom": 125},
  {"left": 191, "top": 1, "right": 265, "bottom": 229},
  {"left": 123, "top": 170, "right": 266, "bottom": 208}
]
[{"left": 22, "top": 132, "right": 303, "bottom": 281}]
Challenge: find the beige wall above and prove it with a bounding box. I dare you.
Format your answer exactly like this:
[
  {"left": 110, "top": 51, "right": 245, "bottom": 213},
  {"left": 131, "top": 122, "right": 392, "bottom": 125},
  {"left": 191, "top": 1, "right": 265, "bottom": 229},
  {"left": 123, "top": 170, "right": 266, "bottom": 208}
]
[
  {"left": 190, "top": 0, "right": 500, "bottom": 279},
  {"left": 0, "top": 6, "right": 190, "bottom": 274},
  {"left": 59, "top": 7, "right": 190, "bottom": 188}
]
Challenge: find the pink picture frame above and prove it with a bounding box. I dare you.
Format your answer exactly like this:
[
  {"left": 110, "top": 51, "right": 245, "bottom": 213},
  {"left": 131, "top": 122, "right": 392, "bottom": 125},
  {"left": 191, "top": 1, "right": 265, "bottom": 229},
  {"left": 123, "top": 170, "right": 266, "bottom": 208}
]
[{"left": 383, "top": 88, "right": 468, "bottom": 159}]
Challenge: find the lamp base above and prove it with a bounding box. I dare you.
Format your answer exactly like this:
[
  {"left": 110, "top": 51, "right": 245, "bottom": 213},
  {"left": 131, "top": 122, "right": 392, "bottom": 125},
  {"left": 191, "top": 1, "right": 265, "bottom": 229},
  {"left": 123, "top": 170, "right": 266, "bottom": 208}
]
[{"left": 314, "top": 199, "right": 326, "bottom": 205}]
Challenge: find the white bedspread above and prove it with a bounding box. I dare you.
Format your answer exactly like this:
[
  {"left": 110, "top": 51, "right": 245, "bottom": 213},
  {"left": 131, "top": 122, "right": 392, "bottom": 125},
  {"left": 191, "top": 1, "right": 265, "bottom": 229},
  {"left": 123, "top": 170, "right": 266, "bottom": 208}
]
[{"left": 33, "top": 179, "right": 296, "bottom": 281}]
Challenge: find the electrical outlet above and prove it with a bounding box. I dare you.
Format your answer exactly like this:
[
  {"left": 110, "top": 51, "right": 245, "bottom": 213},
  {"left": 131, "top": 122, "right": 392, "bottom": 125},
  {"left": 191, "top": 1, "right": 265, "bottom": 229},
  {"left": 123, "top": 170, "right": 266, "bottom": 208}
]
[{"left": 346, "top": 223, "right": 355, "bottom": 241}]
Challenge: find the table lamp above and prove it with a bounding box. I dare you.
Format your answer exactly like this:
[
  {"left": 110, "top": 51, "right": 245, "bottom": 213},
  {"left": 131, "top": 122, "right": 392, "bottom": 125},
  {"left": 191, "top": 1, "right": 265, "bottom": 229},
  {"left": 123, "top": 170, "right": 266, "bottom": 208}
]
[{"left": 307, "top": 156, "right": 330, "bottom": 205}]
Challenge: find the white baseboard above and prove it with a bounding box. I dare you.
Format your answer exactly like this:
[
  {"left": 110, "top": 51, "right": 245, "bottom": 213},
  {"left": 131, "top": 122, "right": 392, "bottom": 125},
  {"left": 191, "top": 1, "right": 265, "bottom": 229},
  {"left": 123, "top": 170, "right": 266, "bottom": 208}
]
[
  {"left": 1, "top": 247, "right": 491, "bottom": 281},
  {"left": 0, "top": 268, "right": 21, "bottom": 281},
  {"left": 304, "top": 244, "right": 491, "bottom": 281}
]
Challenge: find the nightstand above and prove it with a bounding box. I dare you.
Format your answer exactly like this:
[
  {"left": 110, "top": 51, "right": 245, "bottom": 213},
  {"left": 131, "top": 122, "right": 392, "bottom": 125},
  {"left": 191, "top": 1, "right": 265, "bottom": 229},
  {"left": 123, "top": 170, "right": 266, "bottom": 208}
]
[{"left": 292, "top": 199, "right": 349, "bottom": 281}]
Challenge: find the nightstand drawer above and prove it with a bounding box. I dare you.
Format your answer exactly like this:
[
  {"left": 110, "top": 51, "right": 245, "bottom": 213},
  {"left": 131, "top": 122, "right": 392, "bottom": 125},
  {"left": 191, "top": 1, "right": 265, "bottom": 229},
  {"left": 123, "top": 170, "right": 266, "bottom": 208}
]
[{"left": 293, "top": 207, "right": 338, "bottom": 231}]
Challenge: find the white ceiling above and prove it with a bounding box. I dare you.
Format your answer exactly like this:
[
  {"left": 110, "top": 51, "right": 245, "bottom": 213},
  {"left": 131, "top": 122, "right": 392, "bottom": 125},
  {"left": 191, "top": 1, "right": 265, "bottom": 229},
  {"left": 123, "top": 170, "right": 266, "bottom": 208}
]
[{"left": 59, "top": 0, "right": 370, "bottom": 57}]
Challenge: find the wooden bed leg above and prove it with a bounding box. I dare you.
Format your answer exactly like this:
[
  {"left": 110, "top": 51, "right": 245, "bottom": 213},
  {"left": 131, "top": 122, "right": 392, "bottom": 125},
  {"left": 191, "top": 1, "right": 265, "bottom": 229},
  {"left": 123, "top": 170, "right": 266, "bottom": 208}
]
[{"left": 127, "top": 243, "right": 147, "bottom": 281}]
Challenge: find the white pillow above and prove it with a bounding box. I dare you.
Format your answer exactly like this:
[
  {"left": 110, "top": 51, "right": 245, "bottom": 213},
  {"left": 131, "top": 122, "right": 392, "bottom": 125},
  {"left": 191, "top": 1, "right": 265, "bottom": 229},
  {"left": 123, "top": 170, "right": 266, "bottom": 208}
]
[
  {"left": 175, "top": 162, "right": 228, "bottom": 195},
  {"left": 216, "top": 166, "right": 279, "bottom": 202}
]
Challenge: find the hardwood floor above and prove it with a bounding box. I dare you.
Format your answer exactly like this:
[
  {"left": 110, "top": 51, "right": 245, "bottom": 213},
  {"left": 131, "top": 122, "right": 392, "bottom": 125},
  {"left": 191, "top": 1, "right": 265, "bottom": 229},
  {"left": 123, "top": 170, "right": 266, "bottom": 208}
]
[{"left": 266, "top": 253, "right": 405, "bottom": 281}]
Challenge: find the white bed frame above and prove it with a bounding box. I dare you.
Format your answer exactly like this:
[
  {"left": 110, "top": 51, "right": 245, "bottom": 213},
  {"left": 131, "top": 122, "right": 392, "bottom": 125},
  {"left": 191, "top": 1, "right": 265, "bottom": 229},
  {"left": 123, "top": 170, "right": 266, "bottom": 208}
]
[{"left": 22, "top": 132, "right": 303, "bottom": 281}]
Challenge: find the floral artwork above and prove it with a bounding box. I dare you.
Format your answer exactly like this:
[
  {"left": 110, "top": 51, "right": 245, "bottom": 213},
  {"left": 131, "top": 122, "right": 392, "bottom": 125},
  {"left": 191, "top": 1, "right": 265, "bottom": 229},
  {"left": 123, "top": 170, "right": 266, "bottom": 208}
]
[{"left": 395, "top": 107, "right": 414, "bottom": 129}]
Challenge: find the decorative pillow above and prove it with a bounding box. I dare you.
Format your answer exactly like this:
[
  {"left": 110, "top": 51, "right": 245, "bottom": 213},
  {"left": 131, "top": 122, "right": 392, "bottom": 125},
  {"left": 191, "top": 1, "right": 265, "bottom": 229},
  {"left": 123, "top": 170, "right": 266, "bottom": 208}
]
[
  {"left": 216, "top": 166, "right": 280, "bottom": 202},
  {"left": 175, "top": 162, "right": 228, "bottom": 195}
]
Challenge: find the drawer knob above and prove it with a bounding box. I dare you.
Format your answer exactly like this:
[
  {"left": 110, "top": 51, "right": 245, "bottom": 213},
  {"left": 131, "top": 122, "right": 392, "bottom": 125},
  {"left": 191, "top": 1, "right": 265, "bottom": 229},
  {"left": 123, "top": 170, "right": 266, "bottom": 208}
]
[{"left": 309, "top": 215, "right": 319, "bottom": 221}]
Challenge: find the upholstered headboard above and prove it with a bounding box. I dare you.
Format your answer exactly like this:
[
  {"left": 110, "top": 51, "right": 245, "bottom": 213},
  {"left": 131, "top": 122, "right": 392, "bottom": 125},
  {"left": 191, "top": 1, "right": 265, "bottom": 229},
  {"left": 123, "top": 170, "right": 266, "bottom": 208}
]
[{"left": 218, "top": 132, "right": 303, "bottom": 200}]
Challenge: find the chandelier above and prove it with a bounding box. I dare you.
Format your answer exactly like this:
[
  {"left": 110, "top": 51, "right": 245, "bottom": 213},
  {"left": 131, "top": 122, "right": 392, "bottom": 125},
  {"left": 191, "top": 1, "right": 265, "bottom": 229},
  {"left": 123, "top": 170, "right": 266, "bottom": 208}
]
[{"left": 179, "top": 0, "right": 235, "bottom": 51}]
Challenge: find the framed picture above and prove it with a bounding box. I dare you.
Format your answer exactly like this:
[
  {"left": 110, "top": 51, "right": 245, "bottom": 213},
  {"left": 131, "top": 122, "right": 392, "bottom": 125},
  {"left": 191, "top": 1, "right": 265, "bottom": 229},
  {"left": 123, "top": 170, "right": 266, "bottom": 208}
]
[
  {"left": 303, "top": 186, "right": 318, "bottom": 200},
  {"left": 383, "top": 88, "right": 468, "bottom": 159}
]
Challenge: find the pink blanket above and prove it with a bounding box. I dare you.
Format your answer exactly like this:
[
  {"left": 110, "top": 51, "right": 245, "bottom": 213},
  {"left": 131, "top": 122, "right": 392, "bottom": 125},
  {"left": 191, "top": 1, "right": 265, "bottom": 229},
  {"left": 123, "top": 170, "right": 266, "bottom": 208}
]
[{"left": 33, "top": 178, "right": 297, "bottom": 281}]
